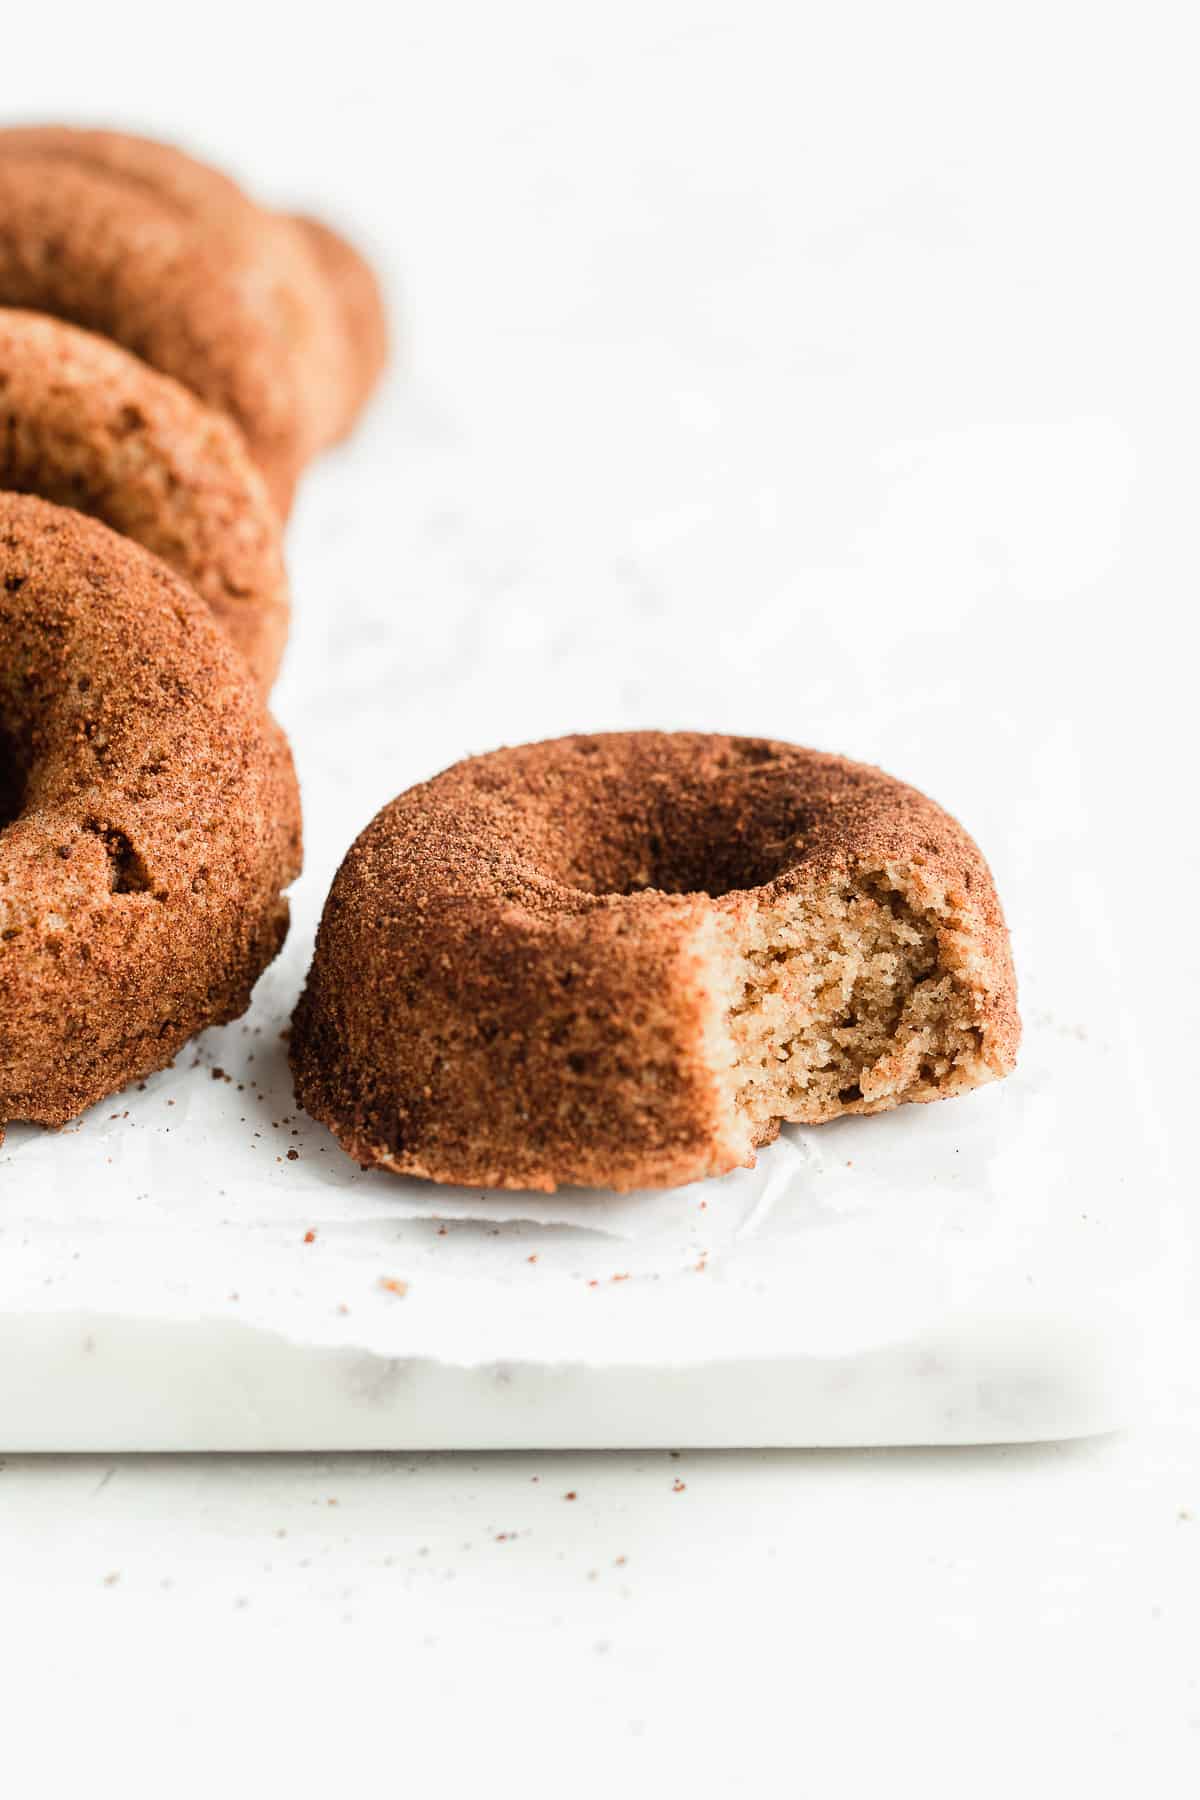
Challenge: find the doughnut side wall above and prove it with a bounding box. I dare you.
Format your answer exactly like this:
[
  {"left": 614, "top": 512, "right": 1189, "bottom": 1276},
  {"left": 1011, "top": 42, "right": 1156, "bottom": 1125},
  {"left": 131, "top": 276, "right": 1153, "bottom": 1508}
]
[{"left": 290, "top": 824, "right": 755, "bottom": 1193}]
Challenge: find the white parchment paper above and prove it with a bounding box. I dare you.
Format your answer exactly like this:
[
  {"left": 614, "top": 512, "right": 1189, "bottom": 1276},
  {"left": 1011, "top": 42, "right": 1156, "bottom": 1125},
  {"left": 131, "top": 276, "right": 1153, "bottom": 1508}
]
[{"left": 0, "top": 359, "right": 1175, "bottom": 1446}]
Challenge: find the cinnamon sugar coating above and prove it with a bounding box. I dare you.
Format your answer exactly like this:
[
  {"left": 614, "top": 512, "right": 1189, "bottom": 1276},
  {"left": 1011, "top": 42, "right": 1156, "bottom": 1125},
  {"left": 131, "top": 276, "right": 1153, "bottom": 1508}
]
[
  {"left": 0, "top": 126, "right": 387, "bottom": 512},
  {"left": 288, "top": 215, "right": 390, "bottom": 446},
  {"left": 291, "top": 732, "right": 1020, "bottom": 1193},
  {"left": 0, "top": 494, "right": 301, "bottom": 1133},
  {"left": 0, "top": 310, "right": 288, "bottom": 688}
]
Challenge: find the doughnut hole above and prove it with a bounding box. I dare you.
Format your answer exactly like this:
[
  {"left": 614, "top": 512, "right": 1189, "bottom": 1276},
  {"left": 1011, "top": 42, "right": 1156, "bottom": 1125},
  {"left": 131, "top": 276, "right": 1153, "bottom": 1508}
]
[
  {"left": 519, "top": 744, "right": 814, "bottom": 899},
  {"left": 0, "top": 725, "right": 26, "bottom": 831}
]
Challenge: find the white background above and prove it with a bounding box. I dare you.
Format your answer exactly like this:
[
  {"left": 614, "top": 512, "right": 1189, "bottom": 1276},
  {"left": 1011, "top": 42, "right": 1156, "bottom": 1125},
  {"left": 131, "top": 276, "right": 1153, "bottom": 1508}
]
[{"left": 1, "top": 3, "right": 1197, "bottom": 1794}]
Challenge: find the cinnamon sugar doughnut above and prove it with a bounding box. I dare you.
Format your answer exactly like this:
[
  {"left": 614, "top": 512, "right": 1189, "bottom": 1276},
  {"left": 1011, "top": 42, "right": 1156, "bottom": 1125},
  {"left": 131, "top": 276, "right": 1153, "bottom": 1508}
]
[
  {"left": 287, "top": 215, "right": 390, "bottom": 445},
  {"left": 290, "top": 732, "right": 1019, "bottom": 1193},
  {"left": 0, "top": 127, "right": 387, "bottom": 512},
  {"left": 0, "top": 310, "right": 288, "bottom": 688},
  {"left": 37, "top": 125, "right": 390, "bottom": 462},
  {"left": 0, "top": 494, "right": 301, "bottom": 1134},
  {"left": 1, "top": 127, "right": 381, "bottom": 460}
]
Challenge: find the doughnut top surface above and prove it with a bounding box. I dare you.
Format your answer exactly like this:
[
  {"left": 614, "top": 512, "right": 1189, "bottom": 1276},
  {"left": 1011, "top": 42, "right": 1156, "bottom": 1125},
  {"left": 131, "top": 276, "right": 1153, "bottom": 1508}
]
[{"left": 364, "top": 730, "right": 1013, "bottom": 913}]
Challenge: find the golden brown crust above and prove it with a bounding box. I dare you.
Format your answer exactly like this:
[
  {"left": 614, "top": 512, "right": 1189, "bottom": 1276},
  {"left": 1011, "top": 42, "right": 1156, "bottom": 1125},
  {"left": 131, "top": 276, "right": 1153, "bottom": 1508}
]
[
  {"left": 0, "top": 125, "right": 252, "bottom": 219},
  {"left": 0, "top": 310, "right": 289, "bottom": 688},
  {"left": 0, "top": 494, "right": 302, "bottom": 1131},
  {"left": 0, "top": 127, "right": 341, "bottom": 453},
  {"left": 0, "top": 127, "right": 388, "bottom": 512},
  {"left": 290, "top": 731, "right": 1019, "bottom": 1192},
  {"left": 0, "top": 152, "right": 303, "bottom": 512},
  {"left": 288, "top": 215, "right": 389, "bottom": 444}
]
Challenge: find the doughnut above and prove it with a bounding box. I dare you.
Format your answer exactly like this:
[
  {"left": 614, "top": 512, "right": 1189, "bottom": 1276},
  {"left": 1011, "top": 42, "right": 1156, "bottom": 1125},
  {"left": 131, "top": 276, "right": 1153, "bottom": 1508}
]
[
  {"left": 1, "top": 127, "right": 386, "bottom": 456},
  {"left": 55, "top": 125, "right": 389, "bottom": 464},
  {"left": 287, "top": 214, "right": 391, "bottom": 445},
  {"left": 0, "top": 126, "right": 387, "bottom": 513},
  {"left": 0, "top": 493, "right": 301, "bottom": 1135},
  {"left": 290, "top": 732, "right": 1019, "bottom": 1193},
  {"left": 0, "top": 310, "right": 289, "bottom": 689}
]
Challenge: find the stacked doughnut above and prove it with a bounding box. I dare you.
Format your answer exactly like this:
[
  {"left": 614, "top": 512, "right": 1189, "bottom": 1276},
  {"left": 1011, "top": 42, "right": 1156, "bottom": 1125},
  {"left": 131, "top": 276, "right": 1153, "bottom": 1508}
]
[
  {"left": 0, "top": 126, "right": 387, "bottom": 514},
  {"left": 0, "top": 128, "right": 385, "bottom": 1138}
]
